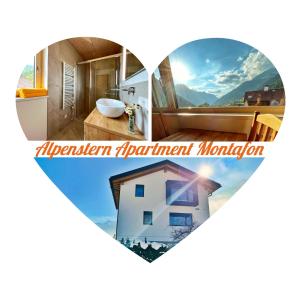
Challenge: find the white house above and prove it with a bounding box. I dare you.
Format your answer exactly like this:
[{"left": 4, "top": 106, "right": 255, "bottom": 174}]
[{"left": 109, "top": 160, "right": 221, "bottom": 244}]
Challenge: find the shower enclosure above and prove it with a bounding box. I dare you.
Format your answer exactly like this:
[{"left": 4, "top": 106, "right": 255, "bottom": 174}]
[
  {"left": 75, "top": 49, "right": 146, "bottom": 119},
  {"left": 77, "top": 56, "right": 120, "bottom": 117}
]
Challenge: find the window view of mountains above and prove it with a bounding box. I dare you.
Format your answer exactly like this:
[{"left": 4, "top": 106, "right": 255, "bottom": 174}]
[{"left": 174, "top": 67, "right": 284, "bottom": 107}]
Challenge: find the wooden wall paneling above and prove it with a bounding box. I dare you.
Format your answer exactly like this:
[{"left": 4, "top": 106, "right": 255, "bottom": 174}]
[
  {"left": 68, "top": 37, "right": 122, "bottom": 61},
  {"left": 175, "top": 114, "right": 251, "bottom": 135},
  {"left": 152, "top": 113, "right": 167, "bottom": 141},
  {"left": 152, "top": 113, "right": 182, "bottom": 140},
  {"left": 158, "top": 57, "right": 178, "bottom": 110}
]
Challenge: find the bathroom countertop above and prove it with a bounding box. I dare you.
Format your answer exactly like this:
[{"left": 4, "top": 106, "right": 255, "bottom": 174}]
[{"left": 84, "top": 108, "right": 144, "bottom": 141}]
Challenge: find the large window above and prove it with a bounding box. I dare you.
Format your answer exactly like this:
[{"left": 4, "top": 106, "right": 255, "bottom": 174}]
[
  {"left": 166, "top": 180, "right": 198, "bottom": 206},
  {"left": 135, "top": 184, "right": 144, "bottom": 197},
  {"left": 169, "top": 213, "right": 192, "bottom": 226},
  {"left": 153, "top": 38, "right": 285, "bottom": 111},
  {"left": 143, "top": 211, "right": 153, "bottom": 225},
  {"left": 17, "top": 59, "right": 35, "bottom": 88}
]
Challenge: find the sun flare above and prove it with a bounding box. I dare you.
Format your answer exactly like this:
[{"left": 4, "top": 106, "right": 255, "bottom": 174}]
[
  {"left": 198, "top": 164, "right": 214, "bottom": 178},
  {"left": 171, "top": 61, "right": 191, "bottom": 83}
]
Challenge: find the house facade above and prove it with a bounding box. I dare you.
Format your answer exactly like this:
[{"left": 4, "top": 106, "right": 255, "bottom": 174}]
[
  {"left": 244, "top": 86, "right": 285, "bottom": 106},
  {"left": 109, "top": 160, "right": 221, "bottom": 244}
]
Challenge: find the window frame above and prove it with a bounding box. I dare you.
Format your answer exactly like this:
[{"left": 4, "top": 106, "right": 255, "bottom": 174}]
[
  {"left": 152, "top": 105, "right": 285, "bottom": 115},
  {"left": 17, "top": 49, "right": 48, "bottom": 90},
  {"left": 35, "top": 49, "right": 47, "bottom": 88},
  {"left": 166, "top": 180, "right": 199, "bottom": 207},
  {"left": 135, "top": 184, "right": 145, "bottom": 197},
  {"left": 143, "top": 211, "right": 153, "bottom": 225},
  {"left": 169, "top": 212, "right": 193, "bottom": 226},
  {"left": 153, "top": 56, "right": 285, "bottom": 116}
]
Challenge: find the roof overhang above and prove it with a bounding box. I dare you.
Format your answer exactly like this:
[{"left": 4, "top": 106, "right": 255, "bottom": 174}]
[{"left": 109, "top": 160, "right": 221, "bottom": 209}]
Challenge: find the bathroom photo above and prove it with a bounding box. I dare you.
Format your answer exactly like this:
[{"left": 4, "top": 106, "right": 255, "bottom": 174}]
[{"left": 16, "top": 37, "right": 148, "bottom": 141}]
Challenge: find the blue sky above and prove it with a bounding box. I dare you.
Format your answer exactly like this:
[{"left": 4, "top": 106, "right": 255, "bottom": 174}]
[
  {"left": 35, "top": 157, "right": 263, "bottom": 236},
  {"left": 165, "top": 38, "right": 273, "bottom": 97}
]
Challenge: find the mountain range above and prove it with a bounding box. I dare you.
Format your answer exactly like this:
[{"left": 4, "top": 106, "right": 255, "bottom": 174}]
[
  {"left": 175, "top": 84, "right": 218, "bottom": 107},
  {"left": 173, "top": 67, "right": 283, "bottom": 107},
  {"left": 215, "top": 67, "right": 283, "bottom": 105}
]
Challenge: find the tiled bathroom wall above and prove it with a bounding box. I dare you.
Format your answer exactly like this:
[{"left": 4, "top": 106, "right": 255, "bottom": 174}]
[{"left": 47, "top": 40, "right": 85, "bottom": 139}]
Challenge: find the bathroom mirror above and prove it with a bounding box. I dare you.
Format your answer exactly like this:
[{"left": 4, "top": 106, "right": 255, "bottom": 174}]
[{"left": 125, "top": 52, "right": 144, "bottom": 79}]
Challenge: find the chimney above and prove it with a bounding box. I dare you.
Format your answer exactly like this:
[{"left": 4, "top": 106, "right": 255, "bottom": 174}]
[{"left": 264, "top": 85, "right": 269, "bottom": 92}]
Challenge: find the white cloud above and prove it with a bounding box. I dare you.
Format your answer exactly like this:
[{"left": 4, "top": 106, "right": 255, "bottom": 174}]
[
  {"left": 210, "top": 69, "right": 245, "bottom": 96},
  {"left": 215, "top": 69, "right": 244, "bottom": 85},
  {"left": 214, "top": 159, "right": 229, "bottom": 174},
  {"left": 241, "top": 51, "right": 272, "bottom": 80},
  {"left": 207, "top": 50, "right": 272, "bottom": 97},
  {"left": 205, "top": 58, "right": 210, "bottom": 63}
]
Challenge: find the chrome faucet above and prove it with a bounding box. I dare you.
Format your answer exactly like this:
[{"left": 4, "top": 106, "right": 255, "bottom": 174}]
[
  {"left": 109, "top": 86, "right": 135, "bottom": 96},
  {"left": 122, "top": 87, "right": 135, "bottom": 96}
]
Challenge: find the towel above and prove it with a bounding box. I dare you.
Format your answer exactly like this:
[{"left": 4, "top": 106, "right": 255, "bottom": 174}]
[{"left": 17, "top": 88, "right": 48, "bottom": 98}]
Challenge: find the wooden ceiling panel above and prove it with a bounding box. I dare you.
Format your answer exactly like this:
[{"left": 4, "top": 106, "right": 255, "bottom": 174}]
[{"left": 68, "top": 37, "right": 122, "bottom": 61}]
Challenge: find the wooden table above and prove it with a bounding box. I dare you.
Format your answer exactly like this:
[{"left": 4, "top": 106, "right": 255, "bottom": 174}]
[
  {"left": 159, "top": 128, "right": 247, "bottom": 141},
  {"left": 84, "top": 108, "right": 145, "bottom": 141}
]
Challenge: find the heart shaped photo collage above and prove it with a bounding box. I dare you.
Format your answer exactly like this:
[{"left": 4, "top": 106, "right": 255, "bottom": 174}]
[{"left": 16, "top": 37, "right": 285, "bottom": 262}]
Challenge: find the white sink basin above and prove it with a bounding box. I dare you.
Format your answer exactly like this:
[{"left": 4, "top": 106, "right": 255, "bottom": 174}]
[{"left": 96, "top": 98, "right": 125, "bottom": 118}]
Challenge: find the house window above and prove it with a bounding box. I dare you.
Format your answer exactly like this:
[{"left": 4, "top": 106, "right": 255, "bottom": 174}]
[
  {"left": 166, "top": 180, "right": 198, "bottom": 206},
  {"left": 143, "top": 211, "right": 152, "bottom": 225},
  {"left": 17, "top": 58, "right": 35, "bottom": 88},
  {"left": 135, "top": 184, "right": 144, "bottom": 197},
  {"left": 169, "top": 213, "right": 192, "bottom": 226}
]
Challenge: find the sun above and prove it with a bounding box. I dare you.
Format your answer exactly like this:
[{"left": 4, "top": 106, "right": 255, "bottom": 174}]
[
  {"left": 198, "top": 164, "right": 214, "bottom": 178},
  {"left": 170, "top": 61, "right": 191, "bottom": 83}
]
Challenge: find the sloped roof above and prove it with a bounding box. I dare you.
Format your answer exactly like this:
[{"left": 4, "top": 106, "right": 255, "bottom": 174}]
[{"left": 109, "top": 160, "right": 221, "bottom": 209}]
